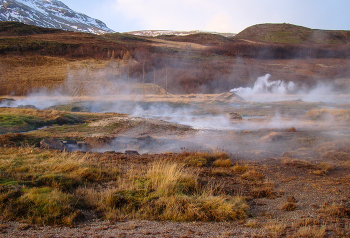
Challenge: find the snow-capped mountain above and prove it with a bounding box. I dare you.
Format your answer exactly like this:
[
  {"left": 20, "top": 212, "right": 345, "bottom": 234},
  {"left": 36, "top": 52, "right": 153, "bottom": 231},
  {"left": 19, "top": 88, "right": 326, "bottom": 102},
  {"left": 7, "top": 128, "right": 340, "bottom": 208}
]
[{"left": 0, "top": 0, "right": 114, "bottom": 34}]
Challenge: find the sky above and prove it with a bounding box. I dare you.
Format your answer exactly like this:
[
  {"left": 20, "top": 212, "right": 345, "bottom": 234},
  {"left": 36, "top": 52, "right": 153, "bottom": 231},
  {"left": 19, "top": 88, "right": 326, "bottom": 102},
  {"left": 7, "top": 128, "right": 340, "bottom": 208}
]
[{"left": 61, "top": 0, "right": 350, "bottom": 33}]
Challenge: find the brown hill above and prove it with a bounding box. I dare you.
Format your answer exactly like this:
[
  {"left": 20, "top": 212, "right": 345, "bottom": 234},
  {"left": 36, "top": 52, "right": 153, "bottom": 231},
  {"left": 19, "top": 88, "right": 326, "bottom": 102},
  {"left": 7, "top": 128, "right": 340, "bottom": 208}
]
[
  {"left": 234, "top": 23, "right": 350, "bottom": 44},
  {"left": 156, "top": 33, "right": 233, "bottom": 45},
  {"left": 0, "top": 21, "right": 63, "bottom": 36}
]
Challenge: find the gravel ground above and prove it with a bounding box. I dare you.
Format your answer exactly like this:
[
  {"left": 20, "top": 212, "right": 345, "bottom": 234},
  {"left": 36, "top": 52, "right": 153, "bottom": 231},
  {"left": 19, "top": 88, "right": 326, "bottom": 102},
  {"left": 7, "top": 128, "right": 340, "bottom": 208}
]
[{"left": 0, "top": 219, "right": 265, "bottom": 237}]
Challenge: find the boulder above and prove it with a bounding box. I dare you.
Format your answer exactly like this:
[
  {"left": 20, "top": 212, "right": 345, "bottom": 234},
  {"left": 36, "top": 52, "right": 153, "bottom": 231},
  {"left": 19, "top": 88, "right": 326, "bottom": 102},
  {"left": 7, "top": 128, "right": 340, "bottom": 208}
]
[
  {"left": 227, "top": 112, "right": 243, "bottom": 120},
  {"left": 17, "top": 105, "right": 38, "bottom": 109},
  {"left": 125, "top": 150, "right": 140, "bottom": 155},
  {"left": 40, "top": 138, "right": 64, "bottom": 150},
  {"left": 84, "top": 136, "right": 113, "bottom": 149},
  {"left": 0, "top": 98, "right": 15, "bottom": 106}
]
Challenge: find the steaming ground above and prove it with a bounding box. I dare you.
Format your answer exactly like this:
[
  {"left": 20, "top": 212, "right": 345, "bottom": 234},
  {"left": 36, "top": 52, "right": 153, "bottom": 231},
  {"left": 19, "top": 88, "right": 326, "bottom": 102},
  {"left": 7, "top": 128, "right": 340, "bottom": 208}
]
[{"left": 1, "top": 73, "right": 350, "bottom": 156}]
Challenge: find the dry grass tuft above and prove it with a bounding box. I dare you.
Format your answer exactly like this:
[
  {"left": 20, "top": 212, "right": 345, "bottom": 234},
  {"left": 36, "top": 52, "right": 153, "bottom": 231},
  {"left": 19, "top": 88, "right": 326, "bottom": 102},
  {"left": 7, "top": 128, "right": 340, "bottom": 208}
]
[
  {"left": 281, "top": 202, "right": 297, "bottom": 211},
  {"left": 244, "top": 219, "right": 261, "bottom": 228},
  {"left": 213, "top": 159, "right": 232, "bottom": 167},
  {"left": 177, "top": 151, "right": 230, "bottom": 167},
  {"left": 295, "top": 225, "right": 326, "bottom": 238},
  {"left": 294, "top": 218, "right": 319, "bottom": 228},
  {"left": 241, "top": 169, "right": 264, "bottom": 181},
  {"left": 232, "top": 163, "right": 248, "bottom": 173},
  {"left": 287, "top": 127, "right": 297, "bottom": 132},
  {"left": 250, "top": 182, "right": 275, "bottom": 198},
  {"left": 259, "top": 132, "right": 283, "bottom": 143},
  {"left": 282, "top": 158, "right": 315, "bottom": 169},
  {"left": 310, "top": 162, "right": 334, "bottom": 176},
  {"left": 264, "top": 220, "right": 287, "bottom": 233}
]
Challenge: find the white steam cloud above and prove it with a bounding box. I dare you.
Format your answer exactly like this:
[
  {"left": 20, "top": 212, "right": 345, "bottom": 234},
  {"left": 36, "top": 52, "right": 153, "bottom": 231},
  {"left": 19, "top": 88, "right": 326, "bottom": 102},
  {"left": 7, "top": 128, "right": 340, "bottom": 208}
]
[
  {"left": 231, "top": 74, "right": 296, "bottom": 95},
  {"left": 231, "top": 74, "right": 350, "bottom": 104}
]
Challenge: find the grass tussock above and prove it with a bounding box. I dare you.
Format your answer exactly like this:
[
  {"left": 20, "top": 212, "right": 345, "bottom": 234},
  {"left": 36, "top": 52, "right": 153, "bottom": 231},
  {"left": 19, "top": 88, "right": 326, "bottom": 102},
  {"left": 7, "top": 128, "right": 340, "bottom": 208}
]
[
  {"left": 295, "top": 225, "right": 326, "bottom": 238},
  {"left": 281, "top": 202, "right": 297, "bottom": 211},
  {"left": 241, "top": 169, "right": 264, "bottom": 181},
  {"left": 264, "top": 220, "right": 287, "bottom": 233},
  {"left": 250, "top": 182, "right": 275, "bottom": 198},
  {"left": 213, "top": 159, "right": 232, "bottom": 167},
  {"left": 232, "top": 163, "right": 248, "bottom": 173},
  {"left": 177, "top": 151, "right": 230, "bottom": 167},
  {"left": 259, "top": 132, "right": 283, "bottom": 143}
]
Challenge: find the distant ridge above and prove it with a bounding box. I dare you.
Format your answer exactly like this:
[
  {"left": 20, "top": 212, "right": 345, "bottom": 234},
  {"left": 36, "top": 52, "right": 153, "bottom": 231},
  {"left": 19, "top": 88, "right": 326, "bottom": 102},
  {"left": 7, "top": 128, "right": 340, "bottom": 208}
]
[
  {"left": 126, "top": 30, "right": 235, "bottom": 37},
  {"left": 0, "top": 0, "right": 114, "bottom": 34},
  {"left": 234, "top": 23, "right": 350, "bottom": 44}
]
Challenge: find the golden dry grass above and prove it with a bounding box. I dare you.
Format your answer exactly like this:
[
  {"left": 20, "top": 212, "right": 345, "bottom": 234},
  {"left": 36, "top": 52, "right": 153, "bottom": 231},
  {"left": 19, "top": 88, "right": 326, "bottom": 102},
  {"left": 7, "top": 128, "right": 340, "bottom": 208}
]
[
  {"left": 0, "top": 147, "right": 249, "bottom": 225},
  {"left": 295, "top": 225, "right": 326, "bottom": 238},
  {"left": 232, "top": 163, "right": 248, "bottom": 173},
  {"left": 259, "top": 131, "right": 283, "bottom": 143},
  {"left": 305, "top": 108, "right": 350, "bottom": 123},
  {"left": 213, "top": 158, "right": 233, "bottom": 167}
]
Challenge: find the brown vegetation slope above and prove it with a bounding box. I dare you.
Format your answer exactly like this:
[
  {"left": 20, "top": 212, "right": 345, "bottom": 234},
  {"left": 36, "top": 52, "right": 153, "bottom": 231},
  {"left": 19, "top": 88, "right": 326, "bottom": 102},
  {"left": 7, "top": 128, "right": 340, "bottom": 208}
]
[
  {"left": 234, "top": 23, "right": 350, "bottom": 44},
  {"left": 1, "top": 22, "right": 350, "bottom": 95}
]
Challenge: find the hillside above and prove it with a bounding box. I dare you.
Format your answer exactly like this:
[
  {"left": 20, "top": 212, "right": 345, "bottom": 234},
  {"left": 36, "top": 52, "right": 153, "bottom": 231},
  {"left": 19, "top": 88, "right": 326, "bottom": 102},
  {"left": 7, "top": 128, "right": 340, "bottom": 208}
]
[
  {"left": 1, "top": 21, "right": 350, "bottom": 96},
  {"left": 0, "top": 21, "right": 63, "bottom": 35},
  {"left": 234, "top": 23, "right": 350, "bottom": 44},
  {"left": 156, "top": 33, "right": 233, "bottom": 46}
]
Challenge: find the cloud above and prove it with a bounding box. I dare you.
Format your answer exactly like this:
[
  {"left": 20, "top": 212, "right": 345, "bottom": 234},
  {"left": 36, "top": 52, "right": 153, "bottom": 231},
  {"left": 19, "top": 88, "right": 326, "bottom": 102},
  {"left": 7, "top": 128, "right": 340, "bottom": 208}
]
[
  {"left": 205, "top": 13, "right": 235, "bottom": 32},
  {"left": 111, "top": 0, "right": 232, "bottom": 31}
]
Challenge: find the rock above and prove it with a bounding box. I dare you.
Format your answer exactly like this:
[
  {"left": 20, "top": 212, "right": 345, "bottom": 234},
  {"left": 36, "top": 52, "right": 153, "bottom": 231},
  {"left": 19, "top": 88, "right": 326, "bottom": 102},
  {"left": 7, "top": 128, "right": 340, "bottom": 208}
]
[
  {"left": 125, "top": 150, "right": 140, "bottom": 155},
  {"left": 17, "top": 105, "right": 38, "bottom": 109},
  {"left": 77, "top": 141, "right": 88, "bottom": 150},
  {"left": 0, "top": 98, "right": 15, "bottom": 106},
  {"left": 227, "top": 112, "right": 243, "bottom": 120},
  {"left": 84, "top": 136, "right": 113, "bottom": 149},
  {"left": 40, "top": 138, "right": 64, "bottom": 150},
  {"left": 216, "top": 92, "right": 245, "bottom": 101}
]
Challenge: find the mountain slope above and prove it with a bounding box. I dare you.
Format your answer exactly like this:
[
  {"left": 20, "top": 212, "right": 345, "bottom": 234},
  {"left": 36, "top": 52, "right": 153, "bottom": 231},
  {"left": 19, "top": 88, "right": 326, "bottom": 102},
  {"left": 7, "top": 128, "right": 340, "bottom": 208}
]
[{"left": 0, "top": 0, "right": 114, "bottom": 34}]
